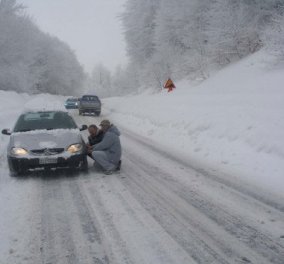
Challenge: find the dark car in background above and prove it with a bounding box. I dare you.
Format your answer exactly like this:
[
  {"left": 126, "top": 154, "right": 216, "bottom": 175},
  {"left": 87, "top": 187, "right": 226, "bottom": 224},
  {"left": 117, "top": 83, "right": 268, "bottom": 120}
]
[
  {"left": 78, "top": 95, "right": 101, "bottom": 116},
  {"left": 64, "top": 97, "right": 79, "bottom": 109},
  {"left": 2, "top": 111, "right": 88, "bottom": 176}
]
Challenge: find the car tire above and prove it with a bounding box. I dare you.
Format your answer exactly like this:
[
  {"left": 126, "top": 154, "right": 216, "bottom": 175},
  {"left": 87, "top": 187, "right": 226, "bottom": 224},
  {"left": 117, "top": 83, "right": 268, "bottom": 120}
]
[
  {"left": 8, "top": 162, "right": 26, "bottom": 177},
  {"left": 9, "top": 168, "right": 26, "bottom": 177},
  {"left": 80, "top": 156, "right": 88, "bottom": 173},
  {"left": 95, "top": 111, "right": 101, "bottom": 116}
]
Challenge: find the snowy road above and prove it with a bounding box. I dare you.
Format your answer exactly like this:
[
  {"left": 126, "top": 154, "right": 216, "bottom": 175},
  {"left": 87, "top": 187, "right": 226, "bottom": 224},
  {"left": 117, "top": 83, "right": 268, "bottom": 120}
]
[{"left": 1, "top": 114, "right": 284, "bottom": 264}]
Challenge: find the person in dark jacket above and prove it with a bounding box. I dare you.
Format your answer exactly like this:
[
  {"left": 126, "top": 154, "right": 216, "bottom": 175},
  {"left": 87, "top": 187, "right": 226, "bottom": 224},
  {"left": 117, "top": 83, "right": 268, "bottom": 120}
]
[
  {"left": 87, "top": 124, "right": 104, "bottom": 146},
  {"left": 90, "top": 120, "right": 122, "bottom": 175},
  {"left": 86, "top": 124, "right": 104, "bottom": 159}
]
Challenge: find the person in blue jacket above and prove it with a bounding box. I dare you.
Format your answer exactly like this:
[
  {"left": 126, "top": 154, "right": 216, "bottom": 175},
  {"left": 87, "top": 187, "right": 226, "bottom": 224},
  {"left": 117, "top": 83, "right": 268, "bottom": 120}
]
[{"left": 90, "top": 120, "right": 122, "bottom": 174}]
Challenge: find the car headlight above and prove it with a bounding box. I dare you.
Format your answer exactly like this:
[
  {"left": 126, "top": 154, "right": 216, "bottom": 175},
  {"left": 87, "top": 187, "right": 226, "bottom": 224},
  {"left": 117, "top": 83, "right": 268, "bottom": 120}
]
[
  {"left": 11, "top": 147, "right": 28, "bottom": 156},
  {"left": 67, "top": 144, "right": 83, "bottom": 153}
]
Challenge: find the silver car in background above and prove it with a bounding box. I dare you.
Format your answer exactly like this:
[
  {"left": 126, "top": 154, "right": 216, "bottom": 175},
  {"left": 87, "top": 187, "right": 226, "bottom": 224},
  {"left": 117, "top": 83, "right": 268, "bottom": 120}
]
[
  {"left": 2, "top": 111, "right": 88, "bottom": 176},
  {"left": 78, "top": 95, "right": 101, "bottom": 116}
]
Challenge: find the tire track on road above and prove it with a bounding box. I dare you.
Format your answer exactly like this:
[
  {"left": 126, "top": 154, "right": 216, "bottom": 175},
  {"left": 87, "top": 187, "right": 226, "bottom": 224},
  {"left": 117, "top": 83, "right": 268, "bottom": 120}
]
[
  {"left": 40, "top": 178, "right": 79, "bottom": 264},
  {"left": 122, "top": 151, "right": 284, "bottom": 264},
  {"left": 120, "top": 158, "right": 253, "bottom": 264},
  {"left": 68, "top": 180, "right": 110, "bottom": 264},
  {"left": 122, "top": 130, "right": 284, "bottom": 213},
  {"left": 40, "top": 175, "right": 109, "bottom": 264},
  {"left": 81, "top": 175, "right": 197, "bottom": 264}
]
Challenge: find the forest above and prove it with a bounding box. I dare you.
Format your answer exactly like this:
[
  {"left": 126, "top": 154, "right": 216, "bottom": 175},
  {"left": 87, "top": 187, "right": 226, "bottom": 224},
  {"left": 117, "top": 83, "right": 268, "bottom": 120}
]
[
  {"left": 0, "top": 0, "right": 85, "bottom": 95},
  {"left": 110, "top": 0, "right": 284, "bottom": 94},
  {"left": 1, "top": 0, "right": 284, "bottom": 96}
]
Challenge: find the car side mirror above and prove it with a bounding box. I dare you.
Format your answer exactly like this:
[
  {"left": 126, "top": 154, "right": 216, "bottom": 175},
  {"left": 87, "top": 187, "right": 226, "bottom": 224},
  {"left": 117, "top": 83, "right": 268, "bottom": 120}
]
[
  {"left": 2, "top": 129, "right": 11, "bottom": 135},
  {"left": 80, "top": 125, "right": 88, "bottom": 131}
]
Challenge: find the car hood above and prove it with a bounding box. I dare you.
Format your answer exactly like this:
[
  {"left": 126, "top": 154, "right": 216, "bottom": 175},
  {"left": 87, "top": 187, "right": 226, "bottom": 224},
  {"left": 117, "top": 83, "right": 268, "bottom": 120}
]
[{"left": 9, "top": 129, "right": 83, "bottom": 151}]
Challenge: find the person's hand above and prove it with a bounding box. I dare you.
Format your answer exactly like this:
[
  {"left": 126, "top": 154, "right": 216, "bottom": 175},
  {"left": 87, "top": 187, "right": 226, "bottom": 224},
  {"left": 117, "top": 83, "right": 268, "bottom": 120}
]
[{"left": 87, "top": 145, "right": 93, "bottom": 154}]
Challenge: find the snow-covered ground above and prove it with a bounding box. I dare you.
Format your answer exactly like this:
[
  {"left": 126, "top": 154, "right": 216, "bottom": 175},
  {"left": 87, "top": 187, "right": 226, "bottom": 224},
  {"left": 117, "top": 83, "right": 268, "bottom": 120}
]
[
  {"left": 0, "top": 50, "right": 284, "bottom": 263},
  {"left": 102, "top": 50, "right": 284, "bottom": 198}
]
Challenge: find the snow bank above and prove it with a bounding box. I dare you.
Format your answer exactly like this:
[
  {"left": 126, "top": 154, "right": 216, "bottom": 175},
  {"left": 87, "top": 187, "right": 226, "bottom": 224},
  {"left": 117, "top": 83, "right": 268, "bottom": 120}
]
[{"left": 102, "top": 50, "right": 284, "bottom": 197}]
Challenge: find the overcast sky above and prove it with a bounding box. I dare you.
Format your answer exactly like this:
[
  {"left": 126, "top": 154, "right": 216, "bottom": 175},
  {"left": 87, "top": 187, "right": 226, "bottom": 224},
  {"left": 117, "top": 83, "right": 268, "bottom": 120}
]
[{"left": 20, "top": 0, "right": 127, "bottom": 73}]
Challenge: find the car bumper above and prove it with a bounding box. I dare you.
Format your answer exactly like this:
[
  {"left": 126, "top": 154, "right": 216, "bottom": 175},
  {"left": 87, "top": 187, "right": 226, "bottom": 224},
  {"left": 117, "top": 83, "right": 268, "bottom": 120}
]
[
  {"left": 79, "top": 107, "right": 101, "bottom": 112},
  {"left": 65, "top": 105, "right": 78, "bottom": 109},
  {"left": 8, "top": 154, "right": 86, "bottom": 172}
]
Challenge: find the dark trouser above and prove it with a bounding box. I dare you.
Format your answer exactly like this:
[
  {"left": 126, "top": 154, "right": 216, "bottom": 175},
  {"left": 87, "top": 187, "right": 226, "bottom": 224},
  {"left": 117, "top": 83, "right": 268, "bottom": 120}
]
[{"left": 88, "top": 153, "right": 94, "bottom": 160}]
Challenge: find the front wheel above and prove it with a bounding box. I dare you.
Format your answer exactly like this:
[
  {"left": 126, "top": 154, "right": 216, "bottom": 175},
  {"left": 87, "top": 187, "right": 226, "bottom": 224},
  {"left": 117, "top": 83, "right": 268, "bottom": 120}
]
[
  {"left": 80, "top": 156, "right": 88, "bottom": 173},
  {"left": 8, "top": 160, "right": 27, "bottom": 177},
  {"left": 9, "top": 168, "right": 26, "bottom": 177}
]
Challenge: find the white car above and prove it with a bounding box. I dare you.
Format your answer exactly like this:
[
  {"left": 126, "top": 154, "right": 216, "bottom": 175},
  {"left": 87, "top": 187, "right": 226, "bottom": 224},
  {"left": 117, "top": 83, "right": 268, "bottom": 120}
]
[{"left": 2, "top": 110, "right": 88, "bottom": 176}]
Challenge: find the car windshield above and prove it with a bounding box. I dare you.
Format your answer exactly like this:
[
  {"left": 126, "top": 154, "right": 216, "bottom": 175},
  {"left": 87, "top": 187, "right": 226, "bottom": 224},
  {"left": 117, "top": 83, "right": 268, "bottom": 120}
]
[
  {"left": 13, "top": 112, "right": 78, "bottom": 132},
  {"left": 81, "top": 96, "right": 99, "bottom": 102},
  {"left": 67, "top": 98, "right": 77, "bottom": 102}
]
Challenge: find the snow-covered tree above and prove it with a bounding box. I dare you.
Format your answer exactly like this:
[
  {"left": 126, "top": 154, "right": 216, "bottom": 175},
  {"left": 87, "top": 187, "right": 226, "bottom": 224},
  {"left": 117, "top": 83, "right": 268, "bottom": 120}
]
[
  {"left": 118, "top": 0, "right": 284, "bottom": 94},
  {"left": 122, "top": 0, "right": 160, "bottom": 67},
  {"left": 0, "top": 0, "right": 85, "bottom": 95},
  {"left": 90, "top": 63, "right": 112, "bottom": 98}
]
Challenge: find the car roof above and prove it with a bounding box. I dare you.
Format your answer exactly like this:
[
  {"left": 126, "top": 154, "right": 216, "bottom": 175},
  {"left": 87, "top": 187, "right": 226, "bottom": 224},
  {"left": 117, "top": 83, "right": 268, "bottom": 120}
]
[
  {"left": 81, "top": 95, "right": 98, "bottom": 97},
  {"left": 21, "top": 110, "right": 69, "bottom": 115}
]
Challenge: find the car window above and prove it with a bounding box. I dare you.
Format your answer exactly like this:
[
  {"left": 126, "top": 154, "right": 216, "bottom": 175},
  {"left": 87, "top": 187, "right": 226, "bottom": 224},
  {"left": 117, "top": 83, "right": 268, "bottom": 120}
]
[
  {"left": 81, "top": 96, "right": 99, "bottom": 102},
  {"left": 67, "top": 98, "right": 77, "bottom": 102},
  {"left": 13, "top": 112, "right": 78, "bottom": 132}
]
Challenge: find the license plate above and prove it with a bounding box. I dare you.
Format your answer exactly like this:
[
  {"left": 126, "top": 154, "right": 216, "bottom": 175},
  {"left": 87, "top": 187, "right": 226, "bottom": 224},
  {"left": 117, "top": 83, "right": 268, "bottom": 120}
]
[{"left": 39, "top": 158, "right": 58, "bottom": 165}]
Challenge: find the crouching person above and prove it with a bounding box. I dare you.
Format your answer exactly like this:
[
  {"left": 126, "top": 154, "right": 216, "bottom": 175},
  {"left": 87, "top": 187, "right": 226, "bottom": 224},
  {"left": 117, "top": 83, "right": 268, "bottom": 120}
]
[
  {"left": 88, "top": 124, "right": 104, "bottom": 146},
  {"left": 86, "top": 124, "right": 104, "bottom": 159},
  {"left": 91, "top": 120, "right": 121, "bottom": 175}
]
